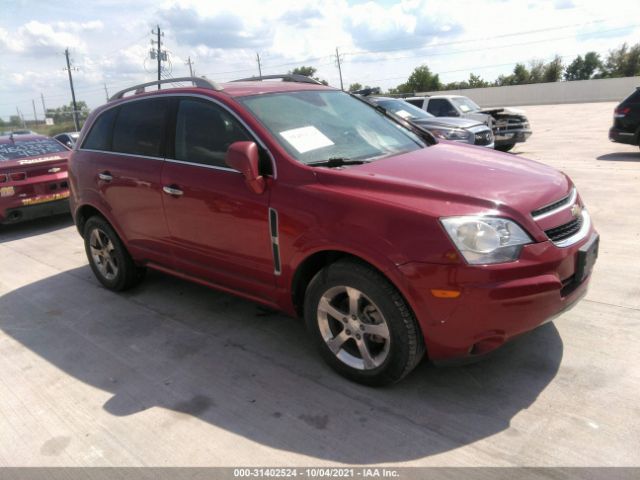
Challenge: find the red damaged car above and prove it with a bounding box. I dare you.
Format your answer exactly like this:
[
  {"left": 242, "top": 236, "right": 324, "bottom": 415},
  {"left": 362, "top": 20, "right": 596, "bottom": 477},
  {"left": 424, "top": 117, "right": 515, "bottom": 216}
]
[
  {"left": 0, "top": 134, "right": 71, "bottom": 224},
  {"left": 68, "top": 76, "right": 598, "bottom": 385}
]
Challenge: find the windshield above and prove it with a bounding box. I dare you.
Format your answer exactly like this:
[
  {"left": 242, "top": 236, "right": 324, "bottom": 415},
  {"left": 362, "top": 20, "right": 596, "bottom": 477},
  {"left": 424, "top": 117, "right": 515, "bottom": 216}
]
[
  {"left": 375, "top": 99, "right": 435, "bottom": 121},
  {"left": 451, "top": 97, "right": 481, "bottom": 113},
  {"left": 0, "top": 137, "right": 68, "bottom": 162},
  {"left": 239, "top": 90, "right": 425, "bottom": 164}
]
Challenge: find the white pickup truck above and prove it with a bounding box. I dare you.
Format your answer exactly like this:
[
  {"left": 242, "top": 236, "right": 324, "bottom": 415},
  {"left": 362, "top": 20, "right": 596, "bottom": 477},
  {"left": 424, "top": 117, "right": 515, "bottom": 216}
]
[{"left": 405, "top": 94, "right": 532, "bottom": 152}]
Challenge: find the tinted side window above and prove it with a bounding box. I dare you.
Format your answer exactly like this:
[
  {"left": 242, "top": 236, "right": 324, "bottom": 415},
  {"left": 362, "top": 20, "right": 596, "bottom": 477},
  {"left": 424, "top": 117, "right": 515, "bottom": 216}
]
[
  {"left": 623, "top": 89, "right": 640, "bottom": 104},
  {"left": 112, "top": 99, "right": 167, "bottom": 157},
  {"left": 82, "top": 107, "right": 118, "bottom": 151},
  {"left": 174, "top": 98, "right": 251, "bottom": 168},
  {"left": 406, "top": 99, "right": 423, "bottom": 108},
  {"left": 427, "top": 99, "right": 451, "bottom": 116}
]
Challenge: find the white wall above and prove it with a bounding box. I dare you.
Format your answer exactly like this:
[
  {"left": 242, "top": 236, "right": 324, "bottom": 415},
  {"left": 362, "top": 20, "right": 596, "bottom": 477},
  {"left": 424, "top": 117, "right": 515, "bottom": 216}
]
[{"left": 419, "top": 76, "right": 639, "bottom": 107}]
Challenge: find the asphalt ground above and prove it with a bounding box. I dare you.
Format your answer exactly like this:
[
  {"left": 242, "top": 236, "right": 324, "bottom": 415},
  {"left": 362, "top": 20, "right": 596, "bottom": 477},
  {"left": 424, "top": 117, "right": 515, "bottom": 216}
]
[{"left": 0, "top": 102, "right": 638, "bottom": 468}]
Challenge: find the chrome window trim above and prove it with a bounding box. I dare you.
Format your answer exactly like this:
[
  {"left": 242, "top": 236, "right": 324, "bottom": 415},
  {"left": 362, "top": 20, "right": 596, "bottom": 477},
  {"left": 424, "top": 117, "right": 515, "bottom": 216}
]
[
  {"left": 80, "top": 148, "right": 163, "bottom": 162},
  {"left": 78, "top": 92, "right": 277, "bottom": 179},
  {"left": 532, "top": 187, "right": 577, "bottom": 221},
  {"left": 164, "top": 158, "right": 240, "bottom": 174},
  {"left": 552, "top": 210, "right": 591, "bottom": 248}
]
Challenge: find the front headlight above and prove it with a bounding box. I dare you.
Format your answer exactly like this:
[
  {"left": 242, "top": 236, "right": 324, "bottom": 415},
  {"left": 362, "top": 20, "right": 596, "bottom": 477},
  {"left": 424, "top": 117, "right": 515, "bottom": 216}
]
[
  {"left": 428, "top": 127, "right": 471, "bottom": 142},
  {"left": 440, "top": 216, "right": 532, "bottom": 264}
]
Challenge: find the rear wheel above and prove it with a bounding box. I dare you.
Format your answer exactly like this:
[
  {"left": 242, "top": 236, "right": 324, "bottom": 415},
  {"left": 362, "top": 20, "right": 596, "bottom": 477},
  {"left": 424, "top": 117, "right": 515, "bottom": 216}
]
[
  {"left": 304, "top": 259, "right": 425, "bottom": 386},
  {"left": 496, "top": 143, "right": 515, "bottom": 152},
  {"left": 83, "top": 216, "right": 145, "bottom": 291}
]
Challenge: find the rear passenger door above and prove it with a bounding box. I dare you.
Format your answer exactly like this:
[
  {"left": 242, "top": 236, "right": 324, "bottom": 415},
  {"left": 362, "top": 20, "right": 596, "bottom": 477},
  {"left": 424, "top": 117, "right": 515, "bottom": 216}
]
[
  {"left": 80, "top": 98, "right": 172, "bottom": 266},
  {"left": 161, "top": 96, "right": 276, "bottom": 301}
]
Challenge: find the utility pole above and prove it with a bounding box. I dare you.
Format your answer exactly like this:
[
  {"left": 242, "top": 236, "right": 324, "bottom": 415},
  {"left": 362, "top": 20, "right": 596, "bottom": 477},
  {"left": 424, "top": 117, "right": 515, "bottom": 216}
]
[
  {"left": 32, "top": 99, "right": 38, "bottom": 125},
  {"left": 40, "top": 93, "right": 47, "bottom": 119},
  {"left": 256, "top": 53, "right": 262, "bottom": 79},
  {"left": 16, "top": 107, "right": 26, "bottom": 128},
  {"left": 64, "top": 48, "right": 80, "bottom": 131},
  {"left": 104, "top": 83, "right": 109, "bottom": 102},
  {"left": 186, "top": 56, "right": 194, "bottom": 77},
  {"left": 335, "top": 47, "right": 344, "bottom": 91},
  {"left": 151, "top": 25, "right": 165, "bottom": 89}
]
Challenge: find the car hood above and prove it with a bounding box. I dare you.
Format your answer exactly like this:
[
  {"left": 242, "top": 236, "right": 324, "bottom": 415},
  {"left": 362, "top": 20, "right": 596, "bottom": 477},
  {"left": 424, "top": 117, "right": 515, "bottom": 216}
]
[
  {"left": 412, "top": 117, "right": 484, "bottom": 129},
  {"left": 314, "top": 142, "right": 569, "bottom": 217}
]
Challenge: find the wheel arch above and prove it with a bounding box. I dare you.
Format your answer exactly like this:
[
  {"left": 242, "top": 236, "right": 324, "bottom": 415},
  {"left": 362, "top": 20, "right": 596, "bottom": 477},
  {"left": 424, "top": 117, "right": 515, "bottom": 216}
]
[{"left": 290, "top": 249, "right": 413, "bottom": 320}]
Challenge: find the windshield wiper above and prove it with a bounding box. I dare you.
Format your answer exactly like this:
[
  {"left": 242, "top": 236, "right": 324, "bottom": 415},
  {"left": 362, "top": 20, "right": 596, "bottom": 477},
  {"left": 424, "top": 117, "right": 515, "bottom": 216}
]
[{"left": 307, "top": 157, "right": 370, "bottom": 168}]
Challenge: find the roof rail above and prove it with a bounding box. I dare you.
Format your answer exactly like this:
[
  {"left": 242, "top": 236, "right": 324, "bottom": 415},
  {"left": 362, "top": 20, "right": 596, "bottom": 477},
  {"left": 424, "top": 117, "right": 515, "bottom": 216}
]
[
  {"left": 109, "top": 77, "right": 223, "bottom": 101},
  {"left": 231, "top": 74, "right": 324, "bottom": 85}
]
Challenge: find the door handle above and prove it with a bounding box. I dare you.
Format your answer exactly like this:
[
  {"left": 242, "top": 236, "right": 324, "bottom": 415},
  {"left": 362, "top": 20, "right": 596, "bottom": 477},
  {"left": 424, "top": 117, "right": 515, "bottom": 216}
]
[
  {"left": 163, "top": 185, "right": 184, "bottom": 196},
  {"left": 98, "top": 171, "right": 113, "bottom": 182}
]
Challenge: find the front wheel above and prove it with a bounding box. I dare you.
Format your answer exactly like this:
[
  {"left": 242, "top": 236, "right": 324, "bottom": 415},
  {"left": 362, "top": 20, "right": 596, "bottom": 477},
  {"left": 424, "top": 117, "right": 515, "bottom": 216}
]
[
  {"left": 83, "top": 216, "right": 145, "bottom": 291},
  {"left": 304, "top": 259, "right": 425, "bottom": 386},
  {"left": 495, "top": 143, "right": 516, "bottom": 152}
]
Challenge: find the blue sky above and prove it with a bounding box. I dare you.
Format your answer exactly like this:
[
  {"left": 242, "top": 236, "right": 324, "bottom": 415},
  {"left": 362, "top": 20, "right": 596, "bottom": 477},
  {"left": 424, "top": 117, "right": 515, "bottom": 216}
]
[{"left": 1, "top": 0, "right": 639, "bottom": 121}]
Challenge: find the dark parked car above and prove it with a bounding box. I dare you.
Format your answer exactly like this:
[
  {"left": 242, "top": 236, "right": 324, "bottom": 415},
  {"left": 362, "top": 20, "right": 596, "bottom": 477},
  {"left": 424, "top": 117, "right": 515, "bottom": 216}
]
[
  {"left": 364, "top": 96, "right": 494, "bottom": 148},
  {"left": 69, "top": 76, "right": 597, "bottom": 385},
  {"left": 405, "top": 95, "right": 532, "bottom": 152},
  {"left": 0, "top": 134, "right": 70, "bottom": 224},
  {"left": 54, "top": 131, "right": 80, "bottom": 148},
  {"left": 609, "top": 87, "right": 640, "bottom": 148}
]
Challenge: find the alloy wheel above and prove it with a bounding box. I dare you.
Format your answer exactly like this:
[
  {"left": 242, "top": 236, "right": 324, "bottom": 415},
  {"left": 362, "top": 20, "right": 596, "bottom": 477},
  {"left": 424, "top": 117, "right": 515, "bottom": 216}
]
[{"left": 317, "top": 286, "right": 391, "bottom": 370}]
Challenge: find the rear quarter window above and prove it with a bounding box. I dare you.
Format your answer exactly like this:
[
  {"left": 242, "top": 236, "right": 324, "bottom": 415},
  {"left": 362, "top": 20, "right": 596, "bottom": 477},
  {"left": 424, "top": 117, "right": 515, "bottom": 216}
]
[{"left": 82, "top": 107, "right": 118, "bottom": 151}]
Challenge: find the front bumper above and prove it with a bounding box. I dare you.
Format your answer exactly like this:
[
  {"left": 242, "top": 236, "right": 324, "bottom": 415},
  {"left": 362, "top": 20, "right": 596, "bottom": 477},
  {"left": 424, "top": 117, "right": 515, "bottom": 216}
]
[
  {"left": 609, "top": 127, "right": 638, "bottom": 146},
  {"left": 494, "top": 129, "right": 532, "bottom": 146},
  {"left": 396, "top": 229, "right": 597, "bottom": 362}
]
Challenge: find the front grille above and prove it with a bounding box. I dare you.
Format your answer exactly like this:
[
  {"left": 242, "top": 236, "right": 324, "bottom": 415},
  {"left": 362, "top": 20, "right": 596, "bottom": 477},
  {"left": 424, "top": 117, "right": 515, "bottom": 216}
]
[
  {"left": 532, "top": 190, "right": 573, "bottom": 218},
  {"left": 545, "top": 216, "right": 582, "bottom": 242},
  {"left": 495, "top": 116, "right": 527, "bottom": 128},
  {"left": 474, "top": 131, "right": 493, "bottom": 145}
]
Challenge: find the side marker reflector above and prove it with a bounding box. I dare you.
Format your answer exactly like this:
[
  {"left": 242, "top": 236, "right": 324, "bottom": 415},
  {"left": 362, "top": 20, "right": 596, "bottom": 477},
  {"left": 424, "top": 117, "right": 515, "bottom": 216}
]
[{"left": 431, "top": 289, "right": 461, "bottom": 299}]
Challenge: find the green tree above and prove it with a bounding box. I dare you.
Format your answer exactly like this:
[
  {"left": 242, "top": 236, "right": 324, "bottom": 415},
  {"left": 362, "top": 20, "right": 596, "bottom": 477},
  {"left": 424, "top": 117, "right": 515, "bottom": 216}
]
[
  {"left": 600, "top": 43, "right": 640, "bottom": 78},
  {"left": 348, "top": 82, "right": 363, "bottom": 92},
  {"left": 290, "top": 66, "right": 316, "bottom": 77},
  {"left": 583, "top": 52, "right": 602, "bottom": 78},
  {"left": 542, "top": 55, "right": 564, "bottom": 83},
  {"left": 528, "top": 60, "right": 545, "bottom": 83},
  {"left": 289, "top": 66, "right": 328, "bottom": 85},
  {"left": 468, "top": 73, "right": 489, "bottom": 88},
  {"left": 391, "top": 65, "right": 441, "bottom": 94},
  {"left": 564, "top": 55, "right": 585, "bottom": 81},
  {"left": 513, "top": 63, "right": 530, "bottom": 84},
  {"left": 565, "top": 52, "right": 601, "bottom": 81},
  {"left": 45, "top": 101, "right": 90, "bottom": 124}
]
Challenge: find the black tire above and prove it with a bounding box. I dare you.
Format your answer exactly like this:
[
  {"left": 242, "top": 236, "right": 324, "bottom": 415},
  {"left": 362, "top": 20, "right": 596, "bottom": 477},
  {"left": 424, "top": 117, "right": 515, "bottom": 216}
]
[
  {"left": 304, "top": 259, "right": 425, "bottom": 386},
  {"left": 495, "top": 143, "right": 516, "bottom": 152},
  {"left": 83, "top": 216, "right": 145, "bottom": 291}
]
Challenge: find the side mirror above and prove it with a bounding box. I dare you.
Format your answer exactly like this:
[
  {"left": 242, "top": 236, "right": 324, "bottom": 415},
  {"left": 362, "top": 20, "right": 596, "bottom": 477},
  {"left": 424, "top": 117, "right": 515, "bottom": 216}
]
[{"left": 225, "top": 141, "right": 266, "bottom": 194}]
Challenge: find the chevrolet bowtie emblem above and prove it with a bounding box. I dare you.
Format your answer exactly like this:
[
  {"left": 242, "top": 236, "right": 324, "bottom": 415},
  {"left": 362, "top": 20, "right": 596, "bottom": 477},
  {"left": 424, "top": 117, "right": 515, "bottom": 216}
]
[
  {"left": 570, "top": 204, "right": 582, "bottom": 218},
  {"left": 48, "top": 167, "right": 62, "bottom": 173}
]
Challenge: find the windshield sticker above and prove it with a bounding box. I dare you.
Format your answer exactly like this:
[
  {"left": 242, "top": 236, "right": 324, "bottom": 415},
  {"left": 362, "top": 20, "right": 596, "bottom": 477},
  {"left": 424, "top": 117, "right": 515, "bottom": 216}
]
[
  {"left": 458, "top": 104, "right": 471, "bottom": 113},
  {"left": 279, "top": 126, "right": 334, "bottom": 153},
  {"left": 394, "top": 110, "right": 412, "bottom": 119}
]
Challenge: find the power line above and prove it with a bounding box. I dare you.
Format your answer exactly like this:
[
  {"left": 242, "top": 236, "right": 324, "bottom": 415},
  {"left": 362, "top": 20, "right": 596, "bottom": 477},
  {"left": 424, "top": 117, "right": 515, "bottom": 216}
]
[{"left": 341, "top": 17, "right": 634, "bottom": 55}]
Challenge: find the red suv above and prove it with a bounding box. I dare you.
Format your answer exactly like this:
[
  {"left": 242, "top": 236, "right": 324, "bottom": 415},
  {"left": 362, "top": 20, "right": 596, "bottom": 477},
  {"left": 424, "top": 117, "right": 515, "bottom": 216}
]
[
  {"left": 1, "top": 134, "right": 71, "bottom": 224},
  {"left": 68, "top": 76, "right": 598, "bottom": 385}
]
